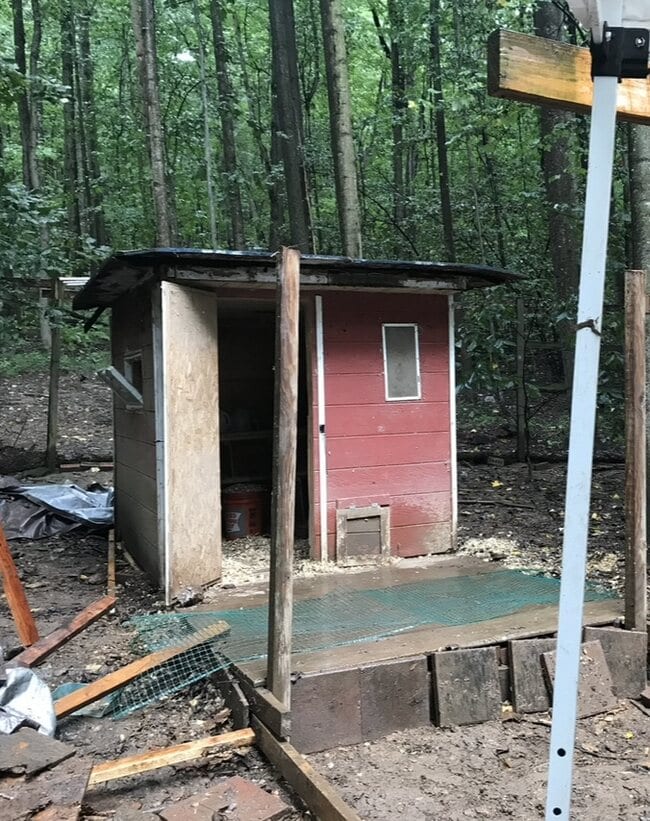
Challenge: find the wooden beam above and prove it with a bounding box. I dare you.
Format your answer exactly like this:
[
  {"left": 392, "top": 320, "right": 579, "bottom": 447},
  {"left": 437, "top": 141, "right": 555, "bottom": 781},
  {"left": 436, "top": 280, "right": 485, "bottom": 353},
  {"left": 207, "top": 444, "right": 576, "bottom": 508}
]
[
  {"left": 107, "top": 531, "right": 116, "bottom": 598},
  {"left": 252, "top": 717, "right": 362, "bottom": 821},
  {"left": 55, "top": 621, "right": 229, "bottom": 718},
  {"left": 624, "top": 270, "right": 647, "bottom": 631},
  {"left": 14, "top": 595, "right": 116, "bottom": 668},
  {"left": 267, "top": 248, "right": 301, "bottom": 708},
  {"left": 0, "top": 524, "right": 39, "bottom": 647},
  {"left": 87, "top": 728, "right": 255, "bottom": 786},
  {"left": 487, "top": 29, "right": 650, "bottom": 124}
]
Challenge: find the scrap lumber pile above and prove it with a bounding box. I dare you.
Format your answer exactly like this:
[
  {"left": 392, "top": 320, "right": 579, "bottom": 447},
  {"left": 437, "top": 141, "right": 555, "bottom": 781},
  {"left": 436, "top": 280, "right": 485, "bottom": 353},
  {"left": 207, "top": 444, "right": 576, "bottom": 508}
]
[{"left": 0, "top": 525, "right": 361, "bottom": 821}]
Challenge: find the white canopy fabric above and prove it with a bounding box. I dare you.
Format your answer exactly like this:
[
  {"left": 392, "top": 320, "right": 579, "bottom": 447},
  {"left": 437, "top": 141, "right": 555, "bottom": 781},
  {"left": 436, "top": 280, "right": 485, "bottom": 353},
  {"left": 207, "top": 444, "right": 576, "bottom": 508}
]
[{"left": 569, "top": 0, "right": 650, "bottom": 40}]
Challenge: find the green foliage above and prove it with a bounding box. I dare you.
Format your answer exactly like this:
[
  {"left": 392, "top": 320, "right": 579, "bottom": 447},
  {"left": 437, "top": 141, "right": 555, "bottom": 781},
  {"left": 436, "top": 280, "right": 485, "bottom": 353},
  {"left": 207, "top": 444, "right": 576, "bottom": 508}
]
[{"left": 0, "top": 0, "right": 630, "bottom": 447}]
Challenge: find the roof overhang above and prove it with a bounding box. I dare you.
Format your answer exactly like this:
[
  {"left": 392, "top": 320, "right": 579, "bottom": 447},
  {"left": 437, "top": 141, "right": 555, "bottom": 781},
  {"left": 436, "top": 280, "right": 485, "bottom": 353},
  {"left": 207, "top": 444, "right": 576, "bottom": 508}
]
[{"left": 73, "top": 248, "right": 522, "bottom": 311}]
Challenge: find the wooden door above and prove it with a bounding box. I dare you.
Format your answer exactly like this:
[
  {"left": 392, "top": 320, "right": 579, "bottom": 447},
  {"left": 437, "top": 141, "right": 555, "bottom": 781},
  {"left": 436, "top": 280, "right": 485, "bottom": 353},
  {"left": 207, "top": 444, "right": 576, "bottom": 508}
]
[{"left": 159, "top": 282, "right": 221, "bottom": 602}]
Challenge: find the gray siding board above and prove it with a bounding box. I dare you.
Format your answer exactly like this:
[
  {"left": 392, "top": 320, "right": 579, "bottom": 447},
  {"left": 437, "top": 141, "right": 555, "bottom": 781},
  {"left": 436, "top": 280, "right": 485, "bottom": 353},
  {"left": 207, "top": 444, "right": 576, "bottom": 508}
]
[{"left": 112, "top": 289, "right": 160, "bottom": 579}]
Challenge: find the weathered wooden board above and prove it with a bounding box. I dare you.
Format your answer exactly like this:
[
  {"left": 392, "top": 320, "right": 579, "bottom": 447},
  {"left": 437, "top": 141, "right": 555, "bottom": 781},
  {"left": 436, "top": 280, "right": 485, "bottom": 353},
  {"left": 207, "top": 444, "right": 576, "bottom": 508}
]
[
  {"left": 14, "top": 595, "right": 115, "bottom": 668},
  {"left": 161, "top": 283, "right": 221, "bottom": 599},
  {"left": 488, "top": 29, "right": 650, "bottom": 123},
  {"left": 431, "top": 646, "right": 501, "bottom": 726},
  {"left": 542, "top": 640, "right": 618, "bottom": 718},
  {"left": 252, "top": 717, "right": 362, "bottom": 821},
  {"left": 290, "top": 668, "right": 362, "bottom": 753},
  {"left": 509, "top": 637, "right": 556, "bottom": 714},
  {"left": 583, "top": 626, "right": 647, "bottom": 698},
  {"left": 359, "top": 656, "right": 430, "bottom": 740},
  {"left": 87, "top": 729, "right": 255, "bottom": 786},
  {"left": 0, "top": 524, "right": 39, "bottom": 647},
  {"left": 325, "top": 401, "right": 450, "bottom": 437}
]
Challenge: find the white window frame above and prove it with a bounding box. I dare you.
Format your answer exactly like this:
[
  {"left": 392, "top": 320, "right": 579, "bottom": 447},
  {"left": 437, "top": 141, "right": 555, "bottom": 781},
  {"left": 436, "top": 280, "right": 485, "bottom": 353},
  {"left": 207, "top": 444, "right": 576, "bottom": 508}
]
[{"left": 382, "top": 323, "right": 422, "bottom": 401}]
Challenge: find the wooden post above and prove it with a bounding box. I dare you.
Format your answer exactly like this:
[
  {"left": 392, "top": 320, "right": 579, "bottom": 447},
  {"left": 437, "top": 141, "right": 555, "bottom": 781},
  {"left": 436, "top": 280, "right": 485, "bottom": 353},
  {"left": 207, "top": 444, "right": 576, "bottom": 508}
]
[
  {"left": 0, "top": 524, "right": 39, "bottom": 647},
  {"left": 267, "top": 247, "right": 300, "bottom": 709},
  {"left": 625, "top": 270, "right": 647, "bottom": 631},
  {"left": 45, "top": 279, "right": 62, "bottom": 471},
  {"left": 515, "top": 297, "right": 526, "bottom": 463}
]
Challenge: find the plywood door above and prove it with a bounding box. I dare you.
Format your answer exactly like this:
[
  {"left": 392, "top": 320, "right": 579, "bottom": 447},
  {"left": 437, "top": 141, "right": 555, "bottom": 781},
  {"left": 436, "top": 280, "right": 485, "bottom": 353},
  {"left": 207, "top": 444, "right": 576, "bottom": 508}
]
[{"left": 161, "top": 282, "right": 221, "bottom": 601}]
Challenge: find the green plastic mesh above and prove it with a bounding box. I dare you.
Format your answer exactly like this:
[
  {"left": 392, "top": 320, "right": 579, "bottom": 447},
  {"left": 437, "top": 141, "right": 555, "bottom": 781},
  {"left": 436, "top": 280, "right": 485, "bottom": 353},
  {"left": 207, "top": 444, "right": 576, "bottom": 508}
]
[{"left": 107, "top": 569, "right": 614, "bottom": 718}]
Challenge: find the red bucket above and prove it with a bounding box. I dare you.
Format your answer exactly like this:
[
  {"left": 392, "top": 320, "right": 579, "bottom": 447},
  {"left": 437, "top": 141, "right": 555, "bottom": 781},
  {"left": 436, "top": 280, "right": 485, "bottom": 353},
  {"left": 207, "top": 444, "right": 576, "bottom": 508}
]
[{"left": 222, "top": 487, "right": 268, "bottom": 539}]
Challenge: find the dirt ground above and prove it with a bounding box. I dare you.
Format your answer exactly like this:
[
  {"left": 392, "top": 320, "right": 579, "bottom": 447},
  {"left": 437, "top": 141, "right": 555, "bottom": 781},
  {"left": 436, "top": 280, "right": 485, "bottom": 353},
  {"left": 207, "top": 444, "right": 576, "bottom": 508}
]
[{"left": 0, "top": 372, "right": 647, "bottom": 819}]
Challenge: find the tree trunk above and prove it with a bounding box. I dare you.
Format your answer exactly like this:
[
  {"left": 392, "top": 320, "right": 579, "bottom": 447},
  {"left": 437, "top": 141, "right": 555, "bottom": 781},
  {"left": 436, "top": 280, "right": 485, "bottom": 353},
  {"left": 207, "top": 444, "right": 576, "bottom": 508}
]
[
  {"left": 210, "top": 0, "right": 245, "bottom": 249},
  {"left": 61, "top": 0, "right": 82, "bottom": 243},
  {"left": 319, "top": 0, "right": 362, "bottom": 257},
  {"left": 387, "top": 0, "right": 406, "bottom": 239},
  {"left": 534, "top": 2, "right": 580, "bottom": 386},
  {"left": 12, "top": 0, "right": 39, "bottom": 191},
  {"left": 269, "top": 0, "right": 313, "bottom": 251},
  {"left": 77, "top": 2, "right": 107, "bottom": 246},
  {"left": 429, "top": 0, "right": 455, "bottom": 261},
  {"left": 131, "top": 0, "right": 175, "bottom": 246},
  {"left": 628, "top": 124, "right": 650, "bottom": 521},
  {"left": 193, "top": 0, "right": 218, "bottom": 248}
]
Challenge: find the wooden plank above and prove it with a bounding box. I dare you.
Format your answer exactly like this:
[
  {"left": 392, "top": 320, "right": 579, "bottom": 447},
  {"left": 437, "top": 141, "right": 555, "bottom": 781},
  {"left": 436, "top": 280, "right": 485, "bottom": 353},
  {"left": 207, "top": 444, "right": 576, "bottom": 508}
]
[
  {"left": 290, "top": 668, "right": 362, "bottom": 753},
  {"left": 359, "top": 656, "right": 430, "bottom": 741},
  {"left": 431, "top": 646, "right": 502, "bottom": 726},
  {"left": 233, "top": 673, "right": 291, "bottom": 739},
  {"left": 583, "top": 626, "right": 647, "bottom": 698},
  {"left": 624, "top": 270, "right": 647, "bottom": 631},
  {"left": 0, "top": 524, "right": 39, "bottom": 646},
  {"left": 509, "top": 637, "right": 556, "bottom": 714},
  {"left": 14, "top": 595, "right": 116, "bottom": 668},
  {"left": 211, "top": 666, "right": 250, "bottom": 729},
  {"left": 55, "top": 621, "right": 229, "bottom": 718},
  {"left": 542, "top": 640, "right": 618, "bottom": 719},
  {"left": 162, "top": 283, "right": 221, "bottom": 601},
  {"left": 267, "top": 248, "right": 300, "bottom": 709},
  {"left": 87, "top": 729, "right": 255, "bottom": 786},
  {"left": 325, "top": 371, "right": 448, "bottom": 406},
  {"left": 487, "top": 28, "right": 650, "bottom": 124},
  {"left": 107, "top": 531, "right": 116, "bottom": 598},
  {"left": 328, "top": 462, "right": 451, "bottom": 498},
  {"left": 324, "top": 401, "right": 450, "bottom": 437},
  {"left": 391, "top": 521, "right": 453, "bottom": 556},
  {"left": 326, "top": 432, "right": 449, "bottom": 469},
  {"left": 324, "top": 340, "right": 448, "bottom": 375},
  {"left": 251, "top": 716, "right": 362, "bottom": 821}
]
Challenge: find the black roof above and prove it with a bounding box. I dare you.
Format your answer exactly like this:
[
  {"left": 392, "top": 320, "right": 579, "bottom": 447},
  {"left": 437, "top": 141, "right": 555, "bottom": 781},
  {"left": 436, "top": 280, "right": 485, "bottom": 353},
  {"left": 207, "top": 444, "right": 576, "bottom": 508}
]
[{"left": 73, "top": 247, "right": 521, "bottom": 310}]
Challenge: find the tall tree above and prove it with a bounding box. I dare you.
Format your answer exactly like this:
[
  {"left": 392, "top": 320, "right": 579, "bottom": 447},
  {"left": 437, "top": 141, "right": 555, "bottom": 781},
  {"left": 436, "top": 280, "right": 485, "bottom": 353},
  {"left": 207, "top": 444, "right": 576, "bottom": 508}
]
[
  {"left": 209, "top": 0, "right": 245, "bottom": 248},
  {"left": 429, "top": 0, "right": 455, "bottom": 261},
  {"left": 77, "top": 1, "right": 107, "bottom": 246},
  {"left": 60, "top": 0, "right": 81, "bottom": 243},
  {"left": 12, "top": 0, "right": 39, "bottom": 191},
  {"left": 319, "top": 0, "right": 362, "bottom": 257},
  {"left": 534, "top": 1, "right": 580, "bottom": 384},
  {"left": 131, "top": 0, "right": 175, "bottom": 246},
  {"left": 192, "top": 0, "right": 218, "bottom": 248},
  {"left": 269, "top": 0, "right": 313, "bottom": 251}
]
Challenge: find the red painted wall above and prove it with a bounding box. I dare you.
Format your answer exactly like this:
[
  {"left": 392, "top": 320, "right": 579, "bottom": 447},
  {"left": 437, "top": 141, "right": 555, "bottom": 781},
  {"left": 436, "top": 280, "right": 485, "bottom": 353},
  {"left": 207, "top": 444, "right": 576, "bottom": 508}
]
[{"left": 312, "top": 291, "right": 452, "bottom": 559}]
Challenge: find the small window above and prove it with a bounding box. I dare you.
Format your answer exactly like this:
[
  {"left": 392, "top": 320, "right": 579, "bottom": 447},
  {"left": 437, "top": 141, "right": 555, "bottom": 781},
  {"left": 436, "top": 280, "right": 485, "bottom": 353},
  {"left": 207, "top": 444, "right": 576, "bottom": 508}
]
[
  {"left": 124, "top": 352, "right": 143, "bottom": 403},
  {"left": 382, "top": 324, "right": 421, "bottom": 401}
]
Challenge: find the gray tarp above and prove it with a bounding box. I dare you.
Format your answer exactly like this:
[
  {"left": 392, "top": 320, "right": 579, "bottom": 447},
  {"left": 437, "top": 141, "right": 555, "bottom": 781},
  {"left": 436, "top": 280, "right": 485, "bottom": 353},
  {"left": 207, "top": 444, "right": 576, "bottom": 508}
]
[
  {"left": 0, "top": 482, "right": 113, "bottom": 540},
  {"left": 0, "top": 667, "right": 56, "bottom": 736}
]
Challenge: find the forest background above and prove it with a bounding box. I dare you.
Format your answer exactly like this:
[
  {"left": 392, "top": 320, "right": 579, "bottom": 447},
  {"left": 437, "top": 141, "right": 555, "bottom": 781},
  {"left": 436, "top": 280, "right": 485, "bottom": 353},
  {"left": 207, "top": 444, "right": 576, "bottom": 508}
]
[{"left": 2, "top": 0, "right": 649, "bottom": 457}]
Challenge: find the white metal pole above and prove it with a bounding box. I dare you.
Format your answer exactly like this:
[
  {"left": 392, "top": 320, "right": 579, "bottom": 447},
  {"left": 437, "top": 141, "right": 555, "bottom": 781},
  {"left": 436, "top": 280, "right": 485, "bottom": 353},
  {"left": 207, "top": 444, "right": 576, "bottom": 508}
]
[
  {"left": 545, "top": 6, "right": 621, "bottom": 817},
  {"left": 315, "top": 295, "right": 329, "bottom": 562}
]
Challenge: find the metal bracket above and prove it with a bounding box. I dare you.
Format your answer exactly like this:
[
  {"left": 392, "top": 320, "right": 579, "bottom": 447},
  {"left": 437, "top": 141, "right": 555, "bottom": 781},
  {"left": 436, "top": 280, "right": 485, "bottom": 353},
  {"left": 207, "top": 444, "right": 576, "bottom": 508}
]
[{"left": 590, "top": 25, "right": 650, "bottom": 79}]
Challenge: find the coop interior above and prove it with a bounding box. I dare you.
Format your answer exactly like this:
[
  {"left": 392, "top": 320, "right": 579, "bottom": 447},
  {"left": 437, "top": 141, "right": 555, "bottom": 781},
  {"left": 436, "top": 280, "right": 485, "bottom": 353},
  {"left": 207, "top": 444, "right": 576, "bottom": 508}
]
[{"left": 217, "top": 298, "right": 309, "bottom": 541}]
